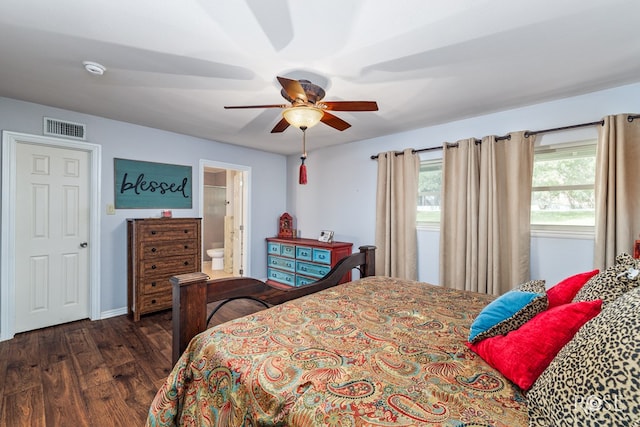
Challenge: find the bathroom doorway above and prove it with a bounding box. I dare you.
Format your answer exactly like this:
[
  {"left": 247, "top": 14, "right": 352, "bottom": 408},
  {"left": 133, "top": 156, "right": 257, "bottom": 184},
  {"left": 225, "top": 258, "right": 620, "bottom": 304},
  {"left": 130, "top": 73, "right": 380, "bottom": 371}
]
[{"left": 200, "top": 160, "right": 250, "bottom": 279}]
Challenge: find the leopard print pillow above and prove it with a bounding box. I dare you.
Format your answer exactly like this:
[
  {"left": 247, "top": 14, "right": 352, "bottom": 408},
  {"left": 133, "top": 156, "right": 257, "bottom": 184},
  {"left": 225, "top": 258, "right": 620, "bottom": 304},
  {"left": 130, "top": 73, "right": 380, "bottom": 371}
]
[
  {"left": 516, "top": 279, "right": 546, "bottom": 293},
  {"left": 572, "top": 253, "right": 640, "bottom": 307},
  {"left": 527, "top": 286, "right": 640, "bottom": 426}
]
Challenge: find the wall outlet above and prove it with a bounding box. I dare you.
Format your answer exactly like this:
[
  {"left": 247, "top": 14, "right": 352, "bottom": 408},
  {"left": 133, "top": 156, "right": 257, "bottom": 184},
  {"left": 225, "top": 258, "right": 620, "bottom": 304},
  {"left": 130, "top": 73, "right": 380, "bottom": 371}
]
[{"left": 106, "top": 204, "right": 116, "bottom": 215}]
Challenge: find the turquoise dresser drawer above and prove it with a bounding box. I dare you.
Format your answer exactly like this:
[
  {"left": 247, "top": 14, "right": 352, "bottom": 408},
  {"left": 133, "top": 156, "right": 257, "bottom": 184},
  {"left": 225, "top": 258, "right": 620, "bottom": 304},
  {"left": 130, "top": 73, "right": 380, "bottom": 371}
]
[
  {"left": 266, "top": 238, "right": 352, "bottom": 288},
  {"left": 267, "top": 242, "right": 280, "bottom": 255},
  {"left": 296, "top": 260, "right": 331, "bottom": 279},
  {"left": 268, "top": 268, "right": 295, "bottom": 286},
  {"left": 280, "top": 244, "right": 295, "bottom": 258},
  {"left": 312, "top": 248, "right": 331, "bottom": 265},
  {"left": 295, "top": 245, "right": 312, "bottom": 261},
  {"left": 268, "top": 255, "right": 295, "bottom": 272},
  {"left": 296, "top": 275, "right": 316, "bottom": 287}
]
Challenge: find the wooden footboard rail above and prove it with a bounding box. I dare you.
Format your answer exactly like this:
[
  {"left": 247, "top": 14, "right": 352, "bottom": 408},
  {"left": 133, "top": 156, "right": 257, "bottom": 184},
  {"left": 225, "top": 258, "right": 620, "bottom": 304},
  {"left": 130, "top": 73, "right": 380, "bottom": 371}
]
[{"left": 170, "top": 245, "right": 376, "bottom": 363}]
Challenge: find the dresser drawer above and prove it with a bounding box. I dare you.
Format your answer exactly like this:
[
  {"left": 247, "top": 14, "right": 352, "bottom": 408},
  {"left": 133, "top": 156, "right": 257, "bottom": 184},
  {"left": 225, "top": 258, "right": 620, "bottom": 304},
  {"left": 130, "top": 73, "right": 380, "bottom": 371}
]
[
  {"left": 138, "top": 221, "right": 199, "bottom": 242},
  {"left": 140, "top": 239, "right": 197, "bottom": 259},
  {"left": 312, "top": 248, "right": 331, "bottom": 265},
  {"left": 295, "top": 245, "right": 312, "bottom": 261},
  {"left": 296, "top": 260, "right": 331, "bottom": 279},
  {"left": 280, "top": 244, "right": 295, "bottom": 258},
  {"left": 138, "top": 291, "right": 173, "bottom": 314},
  {"left": 141, "top": 256, "right": 198, "bottom": 276},
  {"left": 295, "top": 275, "right": 316, "bottom": 287},
  {"left": 267, "top": 242, "right": 281, "bottom": 255},
  {"left": 268, "top": 255, "right": 295, "bottom": 272},
  {"left": 267, "top": 268, "right": 295, "bottom": 286},
  {"left": 140, "top": 276, "right": 173, "bottom": 294}
]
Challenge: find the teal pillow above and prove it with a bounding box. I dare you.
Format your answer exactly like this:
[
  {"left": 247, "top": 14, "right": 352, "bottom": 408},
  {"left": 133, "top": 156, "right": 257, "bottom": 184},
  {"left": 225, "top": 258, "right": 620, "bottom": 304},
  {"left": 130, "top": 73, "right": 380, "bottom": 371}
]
[{"left": 469, "top": 280, "right": 547, "bottom": 344}]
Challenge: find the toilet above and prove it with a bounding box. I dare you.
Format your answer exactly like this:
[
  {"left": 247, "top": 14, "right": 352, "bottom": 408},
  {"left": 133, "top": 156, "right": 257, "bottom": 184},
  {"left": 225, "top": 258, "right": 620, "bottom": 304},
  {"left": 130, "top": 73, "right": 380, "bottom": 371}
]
[{"left": 207, "top": 247, "right": 224, "bottom": 270}]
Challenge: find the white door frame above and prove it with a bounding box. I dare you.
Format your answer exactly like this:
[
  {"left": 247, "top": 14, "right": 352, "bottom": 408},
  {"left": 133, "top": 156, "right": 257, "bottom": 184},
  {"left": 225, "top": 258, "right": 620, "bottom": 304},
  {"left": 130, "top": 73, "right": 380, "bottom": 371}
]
[
  {"left": 199, "top": 159, "right": 251, "bottom": 277},
  {"left": 1, "top": 131, "right": 101, "bottom": 341}
]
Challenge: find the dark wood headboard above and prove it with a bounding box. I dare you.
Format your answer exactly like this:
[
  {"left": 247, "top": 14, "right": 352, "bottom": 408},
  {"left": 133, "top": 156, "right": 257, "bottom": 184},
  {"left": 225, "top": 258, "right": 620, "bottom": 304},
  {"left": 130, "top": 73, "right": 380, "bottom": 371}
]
[{"left": 170, "top": 245, "right": 376, "bottom": 364}]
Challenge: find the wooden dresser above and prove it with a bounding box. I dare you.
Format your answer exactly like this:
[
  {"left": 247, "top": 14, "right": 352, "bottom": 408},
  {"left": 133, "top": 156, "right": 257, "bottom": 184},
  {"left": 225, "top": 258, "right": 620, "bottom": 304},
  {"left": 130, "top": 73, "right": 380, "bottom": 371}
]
[
  {"left": 266, "top": 237, "right": 353, "bottom": 287},
  {"left": 127, "top": 217, "right": 201, "bottom": 321}
]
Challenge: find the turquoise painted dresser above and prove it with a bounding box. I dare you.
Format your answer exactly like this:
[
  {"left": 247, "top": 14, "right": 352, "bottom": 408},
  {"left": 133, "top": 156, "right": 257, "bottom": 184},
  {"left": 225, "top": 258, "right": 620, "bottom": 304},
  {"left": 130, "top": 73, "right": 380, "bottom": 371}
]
[{"left": 266, "top": 237, "right": 353, "bottom": 287}]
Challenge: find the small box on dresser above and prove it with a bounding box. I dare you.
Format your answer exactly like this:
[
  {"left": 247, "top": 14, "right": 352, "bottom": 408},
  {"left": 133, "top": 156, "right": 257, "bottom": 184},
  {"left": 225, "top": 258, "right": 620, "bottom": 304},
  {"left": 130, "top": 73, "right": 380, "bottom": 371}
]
[
  {"left": 127, "top": 217, "right": 201, "bottom": 321},
  {"left": 266, "top": 237, "right": 353, "bottom": 287}
]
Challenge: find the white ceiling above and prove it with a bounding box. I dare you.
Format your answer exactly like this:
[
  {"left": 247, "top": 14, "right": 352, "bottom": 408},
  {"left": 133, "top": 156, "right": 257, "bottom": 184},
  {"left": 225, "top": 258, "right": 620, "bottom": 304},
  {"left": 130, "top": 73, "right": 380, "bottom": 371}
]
[{"left": 1, "top": 0, "right": 639, "bottom": 155}]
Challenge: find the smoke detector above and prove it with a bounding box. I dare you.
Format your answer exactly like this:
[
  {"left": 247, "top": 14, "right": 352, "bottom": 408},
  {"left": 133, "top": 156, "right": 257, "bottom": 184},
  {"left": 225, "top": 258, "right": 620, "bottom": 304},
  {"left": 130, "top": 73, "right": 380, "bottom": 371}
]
[{"left": 83, "top": 61, "right": 106, "bottom": 76}]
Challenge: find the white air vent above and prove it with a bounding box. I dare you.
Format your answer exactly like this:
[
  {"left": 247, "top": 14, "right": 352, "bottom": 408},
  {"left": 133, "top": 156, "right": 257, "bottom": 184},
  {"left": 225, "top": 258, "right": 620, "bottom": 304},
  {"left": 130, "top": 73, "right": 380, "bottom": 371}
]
[{"left": 43, "top": 117, "right": 87, "bottom": 140}]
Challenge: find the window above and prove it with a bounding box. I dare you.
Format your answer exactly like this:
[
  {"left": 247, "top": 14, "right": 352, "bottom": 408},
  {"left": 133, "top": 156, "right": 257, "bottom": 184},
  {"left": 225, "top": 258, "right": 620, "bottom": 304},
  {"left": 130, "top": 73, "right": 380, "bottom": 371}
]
[
  {"left": 531, "top": 140, "right": 596, "bottom": 230},
  {"left": 417, "top": 159, "right": 442, "bottom": 224},
  {"left": 416, "top": 140, "right": 597, "bottom": 231}
]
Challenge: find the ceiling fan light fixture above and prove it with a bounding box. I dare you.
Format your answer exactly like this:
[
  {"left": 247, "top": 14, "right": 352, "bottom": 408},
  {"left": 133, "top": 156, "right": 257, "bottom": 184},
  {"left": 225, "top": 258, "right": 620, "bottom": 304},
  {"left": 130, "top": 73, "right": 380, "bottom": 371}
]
[{"left": 282, "top": 106, "right": 324, "bottom": 129}]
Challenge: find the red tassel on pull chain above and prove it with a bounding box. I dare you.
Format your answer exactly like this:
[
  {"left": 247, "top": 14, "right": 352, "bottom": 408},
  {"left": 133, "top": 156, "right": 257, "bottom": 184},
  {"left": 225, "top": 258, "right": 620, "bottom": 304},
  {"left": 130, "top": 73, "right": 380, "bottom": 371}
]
[
  {"left": 299, "top": 156, "right": 307, "bottom": 185},
  {"left": 299, "top": 125, "right": 308, "bottom": 185}
]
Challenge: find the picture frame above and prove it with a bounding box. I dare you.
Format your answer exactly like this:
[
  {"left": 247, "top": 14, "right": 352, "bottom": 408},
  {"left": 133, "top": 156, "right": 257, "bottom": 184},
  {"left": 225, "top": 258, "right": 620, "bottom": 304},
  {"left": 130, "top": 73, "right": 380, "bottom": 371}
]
[
  {"left": 114, "top": 158, "right": 192, "bottom": 209},
  {"left": 318, "top": 230, "right": 334, "bottom": 243}
]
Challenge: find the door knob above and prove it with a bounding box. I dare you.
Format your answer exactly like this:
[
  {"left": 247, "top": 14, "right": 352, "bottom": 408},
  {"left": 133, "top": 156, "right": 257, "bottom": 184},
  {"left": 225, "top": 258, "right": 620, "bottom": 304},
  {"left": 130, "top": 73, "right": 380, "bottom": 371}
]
[{"left": 80, "top": 242, "right": 88, "bottom": 248}]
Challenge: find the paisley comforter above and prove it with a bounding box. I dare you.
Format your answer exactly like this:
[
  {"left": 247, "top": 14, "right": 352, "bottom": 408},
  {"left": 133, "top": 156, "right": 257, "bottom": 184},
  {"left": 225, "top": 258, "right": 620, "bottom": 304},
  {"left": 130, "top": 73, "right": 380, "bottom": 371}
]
[{"left": 147, "top": 276, "right": 529, "bottom": 426}]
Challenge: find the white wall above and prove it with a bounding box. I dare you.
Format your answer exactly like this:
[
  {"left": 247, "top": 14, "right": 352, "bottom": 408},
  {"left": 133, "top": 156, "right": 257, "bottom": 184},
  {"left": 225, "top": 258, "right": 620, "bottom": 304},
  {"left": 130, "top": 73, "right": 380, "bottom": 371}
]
[
  {"left": 0, "top": 97, "right": 287, "bottom": 317},
  {"left": 288, "top": 82, "right": 640, "bottom": 287}
]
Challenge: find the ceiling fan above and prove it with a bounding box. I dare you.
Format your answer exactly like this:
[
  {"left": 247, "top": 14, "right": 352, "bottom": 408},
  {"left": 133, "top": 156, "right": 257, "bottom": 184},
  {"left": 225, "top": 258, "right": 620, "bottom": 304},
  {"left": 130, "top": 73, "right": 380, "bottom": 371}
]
[{"left": 224, "top": 76, "right": 378, "bottom": 133}]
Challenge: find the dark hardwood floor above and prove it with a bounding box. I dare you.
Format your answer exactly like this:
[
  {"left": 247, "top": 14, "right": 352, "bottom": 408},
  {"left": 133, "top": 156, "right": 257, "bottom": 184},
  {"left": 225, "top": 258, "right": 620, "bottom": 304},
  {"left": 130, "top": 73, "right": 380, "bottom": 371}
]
[{"left": 0, "top": 299, "right": 268, "bottom": 427}]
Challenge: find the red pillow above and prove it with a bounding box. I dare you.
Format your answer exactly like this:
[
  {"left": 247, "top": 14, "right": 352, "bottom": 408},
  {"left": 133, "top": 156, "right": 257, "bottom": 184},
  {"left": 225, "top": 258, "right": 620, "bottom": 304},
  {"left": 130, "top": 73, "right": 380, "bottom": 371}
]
[
  {"left": 466, "top": 299, "right": 602, "bottom": 390},
  {"left": 546, "top": 269, "right": 599, "bottom": 308}
]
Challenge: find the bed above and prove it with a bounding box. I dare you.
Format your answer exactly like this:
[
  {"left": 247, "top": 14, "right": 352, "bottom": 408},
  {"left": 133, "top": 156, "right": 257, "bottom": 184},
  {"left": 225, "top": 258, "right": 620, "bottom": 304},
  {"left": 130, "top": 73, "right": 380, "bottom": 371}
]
[{"left": 147, "top": 247, "right": 640, "bottom": 426}]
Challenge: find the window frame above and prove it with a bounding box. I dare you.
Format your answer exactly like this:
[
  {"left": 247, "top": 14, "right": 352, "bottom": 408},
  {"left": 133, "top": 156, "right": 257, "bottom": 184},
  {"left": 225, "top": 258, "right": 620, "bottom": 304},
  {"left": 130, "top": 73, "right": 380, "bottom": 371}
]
[
  {"left": 530, "top": 139, "right": 597, "bottom": 237},
  {"left": 417, "top": 157, "right": 443, "bottom": 230},
  {"left": 416, "top": 139, "right": 597, "bottom": 237}
]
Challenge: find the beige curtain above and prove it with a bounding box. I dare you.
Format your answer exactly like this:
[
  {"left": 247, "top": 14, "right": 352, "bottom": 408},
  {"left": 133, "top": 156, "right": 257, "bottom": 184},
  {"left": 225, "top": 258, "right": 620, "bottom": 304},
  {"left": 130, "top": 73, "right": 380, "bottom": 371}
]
[
  {"left": 375, "top": 148, "right": 420, "bottom": 279},
  {"left": 440, "top": 131, "right": 535, "bottom": 295},
  {"left": 439, "top": 138, "right": 481, "bottom": 291},
  {"left": 594, "top": 114, "right": 640, "bottom": 269}
]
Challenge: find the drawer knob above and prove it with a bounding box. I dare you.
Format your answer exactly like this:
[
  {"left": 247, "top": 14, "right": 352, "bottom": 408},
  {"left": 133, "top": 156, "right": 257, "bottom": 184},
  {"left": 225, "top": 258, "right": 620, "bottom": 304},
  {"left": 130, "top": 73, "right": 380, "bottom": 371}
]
[
  {"left": 184, "top": 261, "right": 189, "bottom": 266},
  {"left": 151, "top": 247, "right": 157, "bottom": 253},
  {"left": 151, "top": 230, "right": 157, "bottom": 235},
  {"left": 151, "top": 299, "right": 156, "bottom": 304},
  {"left": 184, "top": 245, "right": 189, "bottom": 249},
  {"left": 151, "top": 281, "right": 156, "bottom": 287},
  {"left": 151, "top": 265, "right": 157, "bottom": 270},
  {"left": 184, "top": 230, "right": 188, "bottom": 233}
]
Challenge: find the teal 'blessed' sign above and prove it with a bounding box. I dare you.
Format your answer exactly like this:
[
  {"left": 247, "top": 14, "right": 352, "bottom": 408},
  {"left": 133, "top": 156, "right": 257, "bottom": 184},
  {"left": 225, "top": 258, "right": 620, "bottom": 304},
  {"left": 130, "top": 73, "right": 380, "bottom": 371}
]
[{"left": 114, "top": 158, "right": 192, "bottom": 208}]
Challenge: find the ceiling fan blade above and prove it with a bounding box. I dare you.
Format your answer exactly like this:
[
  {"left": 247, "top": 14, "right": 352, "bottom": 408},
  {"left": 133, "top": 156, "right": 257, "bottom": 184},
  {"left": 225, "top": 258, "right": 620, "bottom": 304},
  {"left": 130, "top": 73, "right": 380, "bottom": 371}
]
[
  {"left": 271, "top": 117, "right": 290, "bottom": 133},
  {"left": 224, "top": 104, "right": 287, "bottom": 109},
  {"left": 322, "top": 101, "right": 379, "bottom": 111},
  {"left": 321, "top": 112, "right": 351, "bottom": 131},
  {"left": 277, "top": 76, "right": 307, "bottom": 102}
]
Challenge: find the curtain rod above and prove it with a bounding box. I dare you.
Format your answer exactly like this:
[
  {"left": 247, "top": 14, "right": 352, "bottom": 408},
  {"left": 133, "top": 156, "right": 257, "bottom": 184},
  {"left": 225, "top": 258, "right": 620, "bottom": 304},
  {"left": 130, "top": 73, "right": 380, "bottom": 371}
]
[{"left": 369, "top": 114, "right": 640, "bottom": 160}]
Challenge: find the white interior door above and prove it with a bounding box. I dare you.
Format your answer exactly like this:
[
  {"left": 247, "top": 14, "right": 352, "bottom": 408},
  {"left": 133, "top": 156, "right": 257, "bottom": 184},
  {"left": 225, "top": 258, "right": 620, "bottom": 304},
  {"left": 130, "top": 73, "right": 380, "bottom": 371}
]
[{"left": 14, "top": 142, "right": 90, "bottom": 333}]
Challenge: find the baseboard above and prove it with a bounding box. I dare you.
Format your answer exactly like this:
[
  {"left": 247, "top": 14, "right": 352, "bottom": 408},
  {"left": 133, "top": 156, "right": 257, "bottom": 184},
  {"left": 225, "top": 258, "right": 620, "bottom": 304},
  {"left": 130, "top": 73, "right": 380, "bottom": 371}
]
[{"left": 100, "top": 307, "right": 128, "bottom": 320}]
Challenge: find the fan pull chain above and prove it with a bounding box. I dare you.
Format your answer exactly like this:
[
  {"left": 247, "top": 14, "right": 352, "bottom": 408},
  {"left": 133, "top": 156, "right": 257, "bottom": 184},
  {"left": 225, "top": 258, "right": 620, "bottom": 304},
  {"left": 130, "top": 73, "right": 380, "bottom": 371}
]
[{"left": 299, "top": 126, "right": 308, "bottom": 185}]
